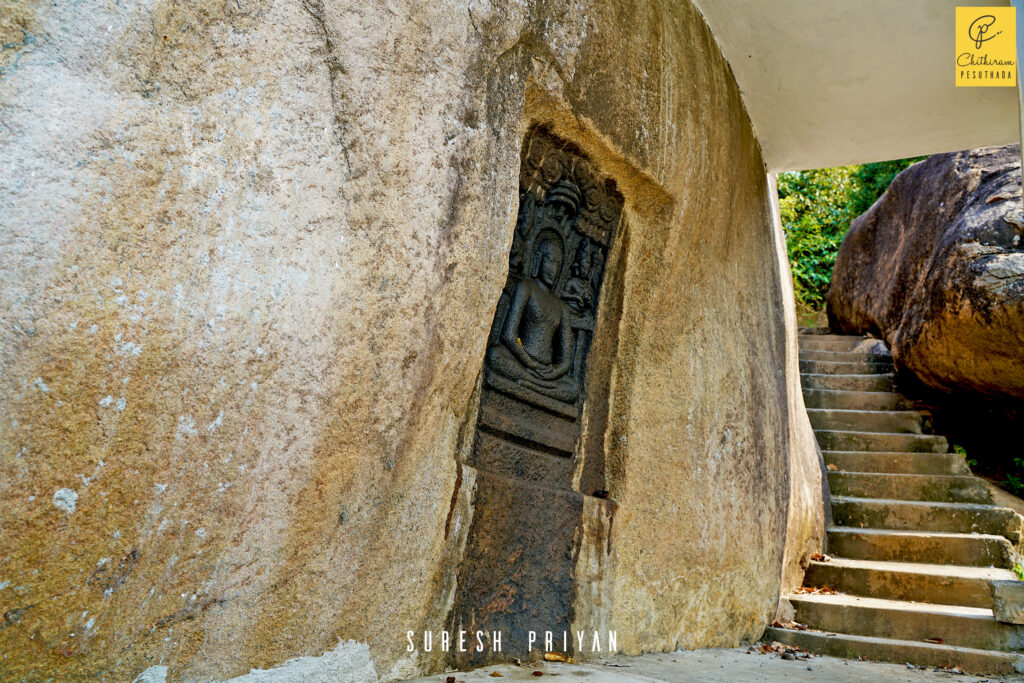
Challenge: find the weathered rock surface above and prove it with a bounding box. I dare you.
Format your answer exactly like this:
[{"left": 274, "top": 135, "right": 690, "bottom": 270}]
[
  {"left": 827, "top": 145, "right": 1024, "bottom": 400},
  {"left": 0, "top": 0, "right": 822, "bottom": 680},
  {"left": 771, "top": 179, "right": 833, "bottom": 596},
  {"left": 991, "top": 580, "right": 1024, "bottom": 625}
]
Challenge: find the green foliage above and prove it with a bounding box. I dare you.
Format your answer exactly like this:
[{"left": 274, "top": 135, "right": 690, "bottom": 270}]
[
  {"left": 1004, "top": 456, "right": 1024, "bottom": 497},
  {"left": 848, "top": 159, "right": 927, "bottom": 217},
  {"left": 953, "top": 444, "right": 977, "bottom": 468},
  {"left": 779, "top": 157, "right": 926, "bottom": 308},
  {"left": 1014, "top": 563, "right": 1024, "bottom": 582},
  {"left": 778, "top": 167, "right": 856, "bottom": 308}
]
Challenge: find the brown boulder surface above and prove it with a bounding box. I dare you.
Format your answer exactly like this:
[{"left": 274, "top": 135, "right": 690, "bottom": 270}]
[
  {"left": 828, "top": 145, "right": 1024, "bottom": 401},
  {"left": 0, "top": 0, "right": 823, "bottom": 680}
]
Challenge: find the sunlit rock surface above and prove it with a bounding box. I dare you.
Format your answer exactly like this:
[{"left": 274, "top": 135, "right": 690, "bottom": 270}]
[
  {"left": 0, "top": 0, "right": 822, "bottom": 679},
  {"left": 828, "top": 145, "right": 1024, "bottom": 401}
]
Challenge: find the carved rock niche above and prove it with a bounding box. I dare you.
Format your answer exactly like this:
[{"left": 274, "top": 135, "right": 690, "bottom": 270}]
[
  {"left": 446, "top": 127, "right": 623, "bottom": 667},
  {"left": 470, "top": 126, "right": 624, "bottom": 488}
]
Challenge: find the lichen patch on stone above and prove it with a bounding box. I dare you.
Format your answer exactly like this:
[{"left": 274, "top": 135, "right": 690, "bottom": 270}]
[{"left": 52, "top": 488, "right": 79, "bottom": 514}]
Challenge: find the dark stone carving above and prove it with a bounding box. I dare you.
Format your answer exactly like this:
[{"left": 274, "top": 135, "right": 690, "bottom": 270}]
[
  {"left": 447, "top": 129, "right": 622, "bottom": 669},
  {"left": 483, "top": 129, "right": 623, "bottom": 419}
]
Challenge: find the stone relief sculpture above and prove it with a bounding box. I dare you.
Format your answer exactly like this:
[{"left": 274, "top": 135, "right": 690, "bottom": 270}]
[
  {"left": 454, "top": 130, "right": 624, "bottom": 664},
  {"left": 483, "top": 128, "right": 623, "bottom": 418},
  {"left": 487, "top": 233, "right": 577, "bottom": 401}
]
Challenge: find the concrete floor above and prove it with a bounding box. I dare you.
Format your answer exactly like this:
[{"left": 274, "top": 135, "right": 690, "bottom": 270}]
[{"left": 403, "top": 646, "right": 1024, "bottom": 682}]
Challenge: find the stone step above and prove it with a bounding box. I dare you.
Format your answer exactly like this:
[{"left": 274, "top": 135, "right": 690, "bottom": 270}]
[
  {"left": 827, "top": 527, "right": 1015, "bottom": 568},
  {"left": 798, "top": 335, "right": 874, "bottom": 352},
  {"left": 801, "top": 373, "right": 895, "bottom": 392},
  {"left": 815, "top": 430, "right": 947, "bottom": 453},
  {"left": 798, "top": 332, "right": 866, "bottom": 341},
  {"left": 799, "top": 339, "right": 887, "bottom": 354},
  {"left": 803, "top": 389, "right": 912, "bottom": 411},
  {"left": 803, "top": 558, "right": 1014, "bottom": 608},
  {"left": 827, "top": 472, "right": 992, "bottom": 503},
  {"left": 788, "top": 593, "right": 1024, "bottom": 651},
  {"left": 831, "top": 496, "right": 1022, "bottom": 540},
  {"left": 799, "top": 349, "right": 892, "bottom": 363},
  {"left": 824, "top": 450, "right": 970, "bottom": 475},
  {"left": 799, "top": 359, "right": 894, "bottom": 375},
  {"left": 765, "top": 627, "right": 1024, "bottom": 676},
  {"left": 799, "top": 342, "right": 871, "bottom": 354},
  {"left": 808, "top": 409, "right": 923, "bottom": 434}
]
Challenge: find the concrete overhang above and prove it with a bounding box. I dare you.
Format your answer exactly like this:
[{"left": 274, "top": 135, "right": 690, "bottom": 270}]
[{"left": 691, "top": 0, "right": 1022, "bottom": 171}]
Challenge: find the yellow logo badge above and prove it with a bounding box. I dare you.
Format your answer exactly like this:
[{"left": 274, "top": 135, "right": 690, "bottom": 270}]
[{"left": 956, "top": 7, "right": 1017, "bottom": 86}]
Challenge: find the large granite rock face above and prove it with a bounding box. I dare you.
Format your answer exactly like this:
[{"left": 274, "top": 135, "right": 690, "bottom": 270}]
[
  {"left": 771, "top": 176, "right": 833, "bottom": 596},
  {"left": 828, "top": 146, "right": 1024, "bottom": 400},
  {"left": 0, "top": 0, "right": 823, "bottom": 680}
]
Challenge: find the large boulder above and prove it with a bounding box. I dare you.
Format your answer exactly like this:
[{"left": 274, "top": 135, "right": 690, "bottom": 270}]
[
  {"left": 828, "top": 145, "right": 1024, "bottom": 401},
  {"left": 0, "top": 0, "right": 823, "bottom": 679}
]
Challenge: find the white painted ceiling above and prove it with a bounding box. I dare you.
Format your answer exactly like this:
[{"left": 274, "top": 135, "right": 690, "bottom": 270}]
[{"left": 690, "top": 0, "right": 1021, "bottom": 171}]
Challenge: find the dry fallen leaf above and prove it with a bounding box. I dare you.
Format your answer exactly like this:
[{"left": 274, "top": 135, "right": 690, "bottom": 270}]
[
  {"left": 794, "top": 585, "right": 837, "bottom": 595},
  {"left": 772, "top": 620, "right": 809, "bottom": 631},
  {"left": 489, "top": 673, "right": 503, "bottom": 678},
  {"left": 543, "top": 652, "right": 567, "bottom": 662},
  {"left": 810, "top": 553, "right": 831, "bottom": 562},
  {"left": 923, "top": 637, "right": 944, "bottom": 644},
  {"left": 531, "top": 672, "right": 544, "bottom": 677},
  {"left": 826, "top": 463, "right": 839, "bottom": 471}
]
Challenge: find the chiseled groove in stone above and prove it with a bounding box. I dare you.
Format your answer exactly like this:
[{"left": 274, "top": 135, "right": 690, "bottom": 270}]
[{"left": 476, "top": 422, "right": 573, "bottom": 459}]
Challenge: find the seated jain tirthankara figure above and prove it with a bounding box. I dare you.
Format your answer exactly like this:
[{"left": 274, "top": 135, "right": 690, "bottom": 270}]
[
  {"left": 486, "top": 227, "right": 578, "bottom": 404},
  {"left": 450, "top": 129, "right": 624, "bottom": 667},
  {"left": 483, "top": 172, "right": 618, "bottom": 418}
]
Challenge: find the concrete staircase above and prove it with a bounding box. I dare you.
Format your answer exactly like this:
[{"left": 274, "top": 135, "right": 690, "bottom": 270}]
[{"left": 767, "top": 332, "right": 1024, "bottom": 674}]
